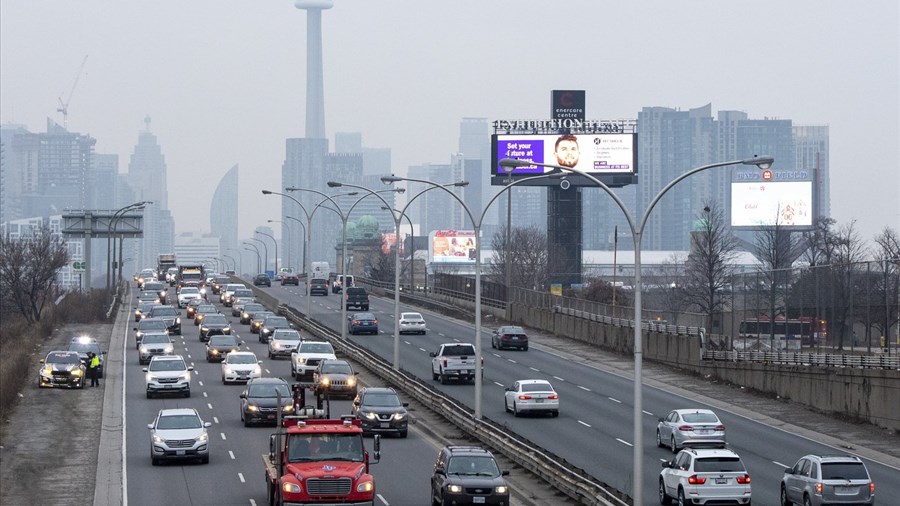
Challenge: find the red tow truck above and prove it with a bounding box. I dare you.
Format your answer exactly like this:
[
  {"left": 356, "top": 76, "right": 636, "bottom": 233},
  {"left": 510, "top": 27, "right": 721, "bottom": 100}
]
[{"left": 263, "top": 414, "right": 381, "bottom": 506}]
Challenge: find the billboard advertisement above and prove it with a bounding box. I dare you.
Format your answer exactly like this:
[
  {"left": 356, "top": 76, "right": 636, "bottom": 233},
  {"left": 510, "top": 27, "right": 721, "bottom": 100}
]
[
  {"left": 381, "top": 232, "right": 406, "bottom": 255},
  {"left": 429, "top": 230, "right": 476, "bottom": 264},
  {"left": 731, "top": 181, "right": 814, "bottom": 227},
  {"left": 492, "top": 133, "right": 636, "bottom": 177}
]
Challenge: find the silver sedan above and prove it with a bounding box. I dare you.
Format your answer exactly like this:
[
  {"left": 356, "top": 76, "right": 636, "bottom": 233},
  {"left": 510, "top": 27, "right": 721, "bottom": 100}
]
[{"left": 656, "top": 408, "right": 726, "bottom": 453}]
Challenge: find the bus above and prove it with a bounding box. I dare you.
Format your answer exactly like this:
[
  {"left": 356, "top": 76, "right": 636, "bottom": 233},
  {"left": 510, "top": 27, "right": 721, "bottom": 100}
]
[{"left": 738, "top": 316, "right": 827, "bottom": 349}]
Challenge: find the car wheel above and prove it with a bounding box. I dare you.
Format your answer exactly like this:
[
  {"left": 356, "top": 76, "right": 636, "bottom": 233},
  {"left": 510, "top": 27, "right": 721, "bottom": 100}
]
[
  {"left": 802, "top": 495, "right": 812, "bottom": 506},
  {"left": 780, "top": 485, "right": 791, "bottom": 506},
  {"left": 677, "top": 488, "right": 686, "bottom": 506},
  {"left": 656, "top": 430, "right": 664, "bottom": 448},
  {"left": 201, "top": 454, "right": 209, "bottom": 464},
  {"left": 146, "top": 391, "right": 152, "bottom": 399},
  {"left": 432, "top": 370, "right": 438, "bottom": 381},
  {"left": 552, "top": 410, "right": 559, "bottom": 417},
  {"left": 491, "top": 338, "right": 496, "bottom": 349},
  {"left": 439, "top": 373, "right": 448, "bottom": 385},
  {"left": 523, "top": 345, "right": 528, "bottom": 351},
  {"left": 670, "top": 436, "right": 678, "bottom": 454},
  {"left": 430, "top": 488, "right": 440, "bottom": 506},
  {"left": 222, "top": 376, "right": 227, "bottom": 385},
  {"left": 151, "top": 457, "right": 159, "bottom": 466},
  {"left": 513, "top": 402, "right": 520, "bottom": 417},
  {"left": 659, "top": 479, "right": 671, "bottom": 505},
  {"left": 184, "top": 389, "right": 191, "bottom": 398},
  {"left": 504, "top": 398, "right": 510, "bottom": 413},
  {"left": 399, "top": 430, "right": 408, "bottom": 438}
]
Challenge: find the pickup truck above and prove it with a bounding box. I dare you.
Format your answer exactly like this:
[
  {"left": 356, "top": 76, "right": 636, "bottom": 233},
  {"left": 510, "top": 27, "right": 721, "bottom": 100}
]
[
  {"left": 263, "top": 416, "right": 380, "bottom": 506},
  {"left": 429, "top": 343, "right": 479, "bottom": 384},
  {"left": 344, "top": 287, "right": 369, "bottom": 311}
]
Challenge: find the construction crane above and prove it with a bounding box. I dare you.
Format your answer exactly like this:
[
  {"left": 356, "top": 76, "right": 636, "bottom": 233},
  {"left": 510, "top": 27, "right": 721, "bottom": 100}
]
[{"left": 57, "top": 55, "right": 88, "bottom": 130}]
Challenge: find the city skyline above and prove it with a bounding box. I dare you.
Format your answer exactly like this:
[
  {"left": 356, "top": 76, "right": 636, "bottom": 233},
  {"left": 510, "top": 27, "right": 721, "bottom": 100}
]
[{"left": 1, "top": 1, "right": 897, "bottom": 244}]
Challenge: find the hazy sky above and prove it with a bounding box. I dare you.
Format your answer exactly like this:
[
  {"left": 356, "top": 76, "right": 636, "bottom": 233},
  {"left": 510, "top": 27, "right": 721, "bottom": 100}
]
[{"left": 2, "top": 1, "right": 898, "bottom": 244}]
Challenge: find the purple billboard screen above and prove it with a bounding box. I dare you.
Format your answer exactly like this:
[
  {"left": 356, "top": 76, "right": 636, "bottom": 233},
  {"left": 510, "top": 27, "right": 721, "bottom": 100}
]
[
  {"left": 496, "top": 139, "right": 545, "bottom": 174},
  {"left": 493, "top": 133, "right": 636, "bottom": 176}
]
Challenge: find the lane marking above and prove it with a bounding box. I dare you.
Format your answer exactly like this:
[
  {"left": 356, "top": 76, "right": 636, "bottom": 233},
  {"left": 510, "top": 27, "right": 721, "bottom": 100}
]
[
  {"left": 608, "top": 397, "right": 621, "bottom": 403},
  {"left": 203, "top": 392, "right": 208, "bottom": 398},
  {"left": 493, "top": 353, "right": 501, "bottom": 358},
  {"left": 238, "top": 472, "right": 245, "bottom": 483},
  {"left": 213, "top": 416, "right": 219, "bottom": 424},
  {"left": 507, "top": 359, "right": 517, "bottom": 364},
  {"left": 229, "top": 450, "right": 235, "bottom": 460},
  {"left": 616, "top": 438, "right": 633, "bottom": 447},
  {"left": 198, "top": 381, "right": 204, "bottom": 386},
  {"left": 578, "top": 385, "right": 591, "bottom": 391},
  {"left": 493, "top": 381, "right": 504, "bottom": 387},
  {"left": 578, "top": 420, "right": 591, "bottom": 428},
  {"left": 207, "top": 403, "right": 213, "bottom": 410},
  {"left": 529, "top": 367, "right": 540, "bottom": 372},
  {"left": 187, "top": 355, "right": 192, "bottom": 359},
  {"left": 418, "top": 347, "right": 427, "bottom": 352},
  {"left": 265, "top": 369, "right": 271, "bottom": 374},
  {"left": 553, "top": 376, "right": 565, "bottom": 382},
  {"left": 376, "top": 493, "right": 389, "bottom": 505},
  {"left": 643, "top": 410, "right": 654, "bottom": 416},
  {"left": 773, "top": 461, "right": 789, "bottom": 468}
]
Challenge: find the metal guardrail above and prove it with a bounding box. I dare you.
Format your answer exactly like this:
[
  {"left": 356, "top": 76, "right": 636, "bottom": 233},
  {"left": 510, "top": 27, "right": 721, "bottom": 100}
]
[
  {"left": 703, "top": 350, "right": 900, "bottom": 370},
  {"left": 554, "top": 304, "right": 704, "bottom": 336},
  {"left": 279, "top": 304, "right": 630, "bottom": 506}
]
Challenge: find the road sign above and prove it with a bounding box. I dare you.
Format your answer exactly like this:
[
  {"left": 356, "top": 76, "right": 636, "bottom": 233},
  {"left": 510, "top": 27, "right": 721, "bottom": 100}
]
[{"left": 72, "top": 261, "right": 86, "bottom": 271}]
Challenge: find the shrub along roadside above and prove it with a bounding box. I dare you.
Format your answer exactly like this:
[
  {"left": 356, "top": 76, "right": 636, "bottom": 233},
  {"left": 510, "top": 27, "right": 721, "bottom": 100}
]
[{"left": 0, "top": 290, "right": 111, "bottom": 415}]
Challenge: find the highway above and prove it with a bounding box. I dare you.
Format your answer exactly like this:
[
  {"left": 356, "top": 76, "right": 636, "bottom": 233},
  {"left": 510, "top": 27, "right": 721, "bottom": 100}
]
[{"left": 120, "top": 281, "right": 899, "bottom": 505}]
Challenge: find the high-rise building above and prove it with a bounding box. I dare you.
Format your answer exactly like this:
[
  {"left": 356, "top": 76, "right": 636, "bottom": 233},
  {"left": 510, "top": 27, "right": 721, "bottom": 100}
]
[
  {"left": 793, "top": 125, "right": 830, "bottom": 219},
  {"left": 126, "top": 116, "right": 173, "bottom": 269},
  {"left": 174, "top": 231, "right": 220, "bottom": 268},
  {"left": 211, "top": 164, "right": 239, "bottom": 257}
]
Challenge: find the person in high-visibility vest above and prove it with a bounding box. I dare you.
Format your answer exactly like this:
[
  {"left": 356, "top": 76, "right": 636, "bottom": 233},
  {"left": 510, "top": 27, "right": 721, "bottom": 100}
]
[{"left": 87, "top": 352, "right": 101, "bottom": 387}]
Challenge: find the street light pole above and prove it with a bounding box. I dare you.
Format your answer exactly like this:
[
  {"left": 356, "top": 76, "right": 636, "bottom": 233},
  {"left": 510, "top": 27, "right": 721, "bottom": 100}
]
[
  {"left": 248, "top": 237, "right": 268, "bottom": 274},
  {"left": 107, "top": 201, "right": 150, "bottom": 291},
  {"left": 226, "top": 247, "right": 242, "bottom": 275},
  {"left": 499, "top": 155, "right": 774, "bottom": 505},
  {"left": 268, "top": 220, "right": 290, "bottom": 272},
  {"left": 381, "top": 173, "right": 558, "bottom": 412},
  {"left": 284, "top": 215, "right": 307, "bottom": 276},
  {"left": 242, "top": 242, "right": 261, "bottom": 273},
  {"left": 256, "top": 230, "right": 278, "bottom": 277},
  {"left": 223, "top": 254, "right": 237, "bottom": 273}
]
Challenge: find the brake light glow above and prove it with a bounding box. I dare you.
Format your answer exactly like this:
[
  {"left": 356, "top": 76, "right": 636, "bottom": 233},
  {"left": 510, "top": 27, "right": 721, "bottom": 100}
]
[
  {"left": 687, "top": 475, "right": 706, "bottom": 485},
  {"left": 815, "top": 483, "right": 823, "bottom": 494},
  {"left": 870, "top": 483, "right": 875, "bottom": 493},
  {"left": 736, "top": 474, "right": 751, "bottom": 484},
  {"left": 678, "top": 425, "right": 693, "bottom": 431},
  {"left": 547, "top": 394, "right": 559, "bottom": 399},
  {"left": 518, "top": 395, "right": 532, "bottom": 400},
  {"left": 715, "top": 425, "right": 726, "bottom": 431}
]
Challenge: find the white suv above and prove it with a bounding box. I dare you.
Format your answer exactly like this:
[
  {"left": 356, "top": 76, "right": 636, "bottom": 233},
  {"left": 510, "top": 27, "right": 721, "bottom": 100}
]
[
  {"left": 659, "top": 447, "right": 752, "bottom": 505},
  {"left": 147, "top": 408, "right": 210, "bottom": 465},
  {"left": 290, "top": 341, "right": 336, "bottom": 380},
  {"left": 143, "top": 355, "right": 193, "bottom": 398}
]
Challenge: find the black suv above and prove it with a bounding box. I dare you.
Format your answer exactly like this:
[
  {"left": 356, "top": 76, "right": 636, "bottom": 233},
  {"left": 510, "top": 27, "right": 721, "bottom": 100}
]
[
  {"left": 253, "top": 273, "right": 271, "bottom": 287},
  {"left": 344, "top": 287, "right": 369, "bottom": 311},
  {"left": 309, "top": 278, "right": 329, "bottom": 296},
  {"left": 431, "top": 446, "right": 510, "bottom": 506},
  {"left": 352, "top": 387, "right": 408, "bottom": 438}
]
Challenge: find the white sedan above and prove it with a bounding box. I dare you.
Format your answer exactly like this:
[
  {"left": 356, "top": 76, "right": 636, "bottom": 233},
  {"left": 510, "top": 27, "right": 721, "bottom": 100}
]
[
  {"left": 221, "top": 351, "right": 262, "bottom": 384},
  {"left": 398, "top": 312, "right": 427, "bottom": 335},
  {"left": 177, "top": 287, "right": 203, "bottom": 308},
  {"left": 504, "top": 379, "right": 559, "bottom": 417}
]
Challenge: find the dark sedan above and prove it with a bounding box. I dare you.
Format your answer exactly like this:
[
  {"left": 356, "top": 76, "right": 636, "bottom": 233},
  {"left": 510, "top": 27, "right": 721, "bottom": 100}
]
[
  {"left": 253, "top": 273, "right": 271, "bottom": 287},
  {"left": 239, "top": 378, "right": 294, "bottom": 426},
  {"left": 199, "top": 314, "right": 232, "bottom": 342},
  {"left": 205, "top": 335, "right": 242, "bottom": 362},
  {"left": 348, "top": 312, "right": 379, "bottom": 335}
]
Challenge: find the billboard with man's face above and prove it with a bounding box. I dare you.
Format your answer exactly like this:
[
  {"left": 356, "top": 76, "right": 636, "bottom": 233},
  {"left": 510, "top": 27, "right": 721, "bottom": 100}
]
[
  {"left": 429, "top": 230, "right": 476, "bottom": 264},
  {"left": 492, "top": 133, "right": 636, "bottom": 176}
]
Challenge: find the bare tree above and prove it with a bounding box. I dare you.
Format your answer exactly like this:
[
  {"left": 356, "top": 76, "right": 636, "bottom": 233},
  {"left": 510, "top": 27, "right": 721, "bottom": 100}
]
[
  {"left": 827, "top": 221, "right": 867, "bottom": 349},
  {"left": 488, "top": 225, "right": 554, "bottom": 290},
  {"left": 683, "top": 201, "right": 739, "bottom": 332},
  {"left": 752, "top": 205, "right": 806, "bottom": 348},
  {"left": 645, "top": 253, "right": 688, "bottom": 324},
  {"left": 872, "top": 227, "right": 900, "bottom": 348},
  {"left": 0, "top": 228, "right": 70, "bottom": 323}
]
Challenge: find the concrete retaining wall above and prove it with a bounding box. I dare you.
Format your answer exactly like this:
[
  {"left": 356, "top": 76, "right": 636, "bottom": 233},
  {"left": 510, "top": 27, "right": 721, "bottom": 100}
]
[{"left": 511, "top": 303, "right": 900, "bottom": 432}]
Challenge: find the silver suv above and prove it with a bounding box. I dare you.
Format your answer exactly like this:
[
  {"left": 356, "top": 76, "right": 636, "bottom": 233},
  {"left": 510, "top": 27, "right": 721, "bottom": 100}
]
[
  {"left": 143, "top": 355, "right": 193, "bottom": 398},
  {"left": 659, "top": 447, "right": 752, "bottom": 505},
  {"left": 781, "top": 454, "right": 875, "bottom": 505},
  {"left": 147, "top": 408, "right": 210, "bottom": 465}
]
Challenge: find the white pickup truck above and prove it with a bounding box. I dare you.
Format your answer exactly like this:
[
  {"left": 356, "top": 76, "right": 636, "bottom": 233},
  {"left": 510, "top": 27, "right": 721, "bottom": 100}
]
[{"left": 429, "top": 343, "right": 479, "bottom": 384}]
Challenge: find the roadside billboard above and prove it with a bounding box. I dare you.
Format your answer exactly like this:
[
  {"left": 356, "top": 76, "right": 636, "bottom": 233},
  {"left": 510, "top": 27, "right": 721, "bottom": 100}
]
[
  {"left": 731, "top": 180, "right": 814, "bottom": 228},
  {"left": 429, "top": 230, "right": 476, "bottom": 264}
]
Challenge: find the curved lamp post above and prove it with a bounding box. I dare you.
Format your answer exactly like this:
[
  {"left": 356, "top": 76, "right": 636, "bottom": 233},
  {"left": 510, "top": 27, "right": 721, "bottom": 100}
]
[
  {"left": 499, "top": 154, "right": 774, "bottom": 505},
  {"left": 267, "top": 219, "right": 291, "bottom": 272},
  {"left": 226, "top": 247, "right": 243, "bottom": 275},
  {"left": 242, "top": 242, "right": 261, "bottom": 273},
  {"left": 284, "top": 215, "right": 307, "bottom": 275},
  {"left": 381, "top": 172, "right": 561, "bottom": 411},
  {"left": 262, "top": 189, "right": 359, "bottom": 319},
  {"left": 107, "top": 201, "right": 151, "bottom": 291},
  {"left": 248, "top": 237, "right": 268, "bottom": 274},
  {"left": 256, "top": 230, "right": 278, "bottom": 277},
  {"left": 289, "top": 185, "right": 405, "bottom": 340},
  {"left": 223, "top": 254, "right": 237, "bottom": 273}
]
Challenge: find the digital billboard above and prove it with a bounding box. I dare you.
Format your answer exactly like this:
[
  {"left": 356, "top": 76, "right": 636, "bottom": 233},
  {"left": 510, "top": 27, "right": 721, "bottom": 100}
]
[
  {"left": 429, "top": 230, "right": 476, "bottom": 264},
  {"left": 492, "top": 133, "right": 636, "bottom": 176},
  {"left": 731, "top": 181, "right": 815, "bottom": 228}
]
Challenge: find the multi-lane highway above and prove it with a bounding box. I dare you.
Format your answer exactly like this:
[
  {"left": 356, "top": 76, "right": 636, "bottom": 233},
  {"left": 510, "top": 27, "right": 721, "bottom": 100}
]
[{"left": 122, "top": 280, "right": 899, "bottom": 505}]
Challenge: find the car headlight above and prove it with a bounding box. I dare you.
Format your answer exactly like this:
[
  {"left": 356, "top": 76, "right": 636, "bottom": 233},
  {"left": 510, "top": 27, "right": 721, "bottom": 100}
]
[
  {"left": 210, "top": 349, "right": 219, "bottom": 355},
  {"left": 272, "top": 342, "right": 281, "bottom": 349},
  {"left": 41, "top": 367, "right": 53, "bottom": 377},
  {"left": 282, "top": 482, "right": 301, "bottom": 494},
  {"left": 299, "top": 358, "right": 307, "bottom": 364},
  {"left": 175, "top": 317, "right": 181, "bottom": 324},
  {"left": 363, "top": 412, "right": 377, "bottom": 421},
  {"left": 356, "top": 481, "right": 374, "bottom": 493},
  {"left": 320, "top": 377, "right": 330, "bottom": 387},
  {"left": 140, "top": 346, "right": 148, "bottom": 352},
  {"left": 197, "top": 432, "right": 208, "bottom": 443},
  {"left": 495, "top": 485, "right": 508, "bottom": 494},
  {"left": 223, "top": 367, "right": 234, "bottom": 374},
  {"left": 247, "top": 404, "right": 258, "bottom": 412},
  {"left": 145, "top": 373, "right": 154, "bottom": 383},
  {"left": 242, "top": 312, "right": 249, "bottom": 318},
  {"left": 448, "top": 485, "right": 463, "bottom": 493},
  {"left": 392, "top": 412, "right": 407, "bottom": 421},
  {"left": 229, "top": 348, "right": 237, "bottom": 353},
  {"left": 164, "top": 345, "right": 174, "bottom": 353},
  {"left": 135, "top": 310, "right": 141, "bottom": 316},
  {"left": 347, "top": 377, "right": 356, "bottom": 387},
  {"left": 201, "top": 326, "right": 208, "bottom": 332},
  {"left": 180, "top": 373, "right": 191, "bottom": 381},
  {"left": 223, "top": 326, "right": 230, "bottom": 332},
  {"left": 253, "top": 366, "right": 261, "bottom": 375},
  {"left": 200, "top": 288, "right": 207, "bottom": 295},
  {"left": 153, "top": 434, "right": 165, "bottom": 444},
  {"left": 282, "top": 404, "right": 294, "bottom": 412},
  {"left": 71, "top": 369, "right": 83, "bottom": 376}
]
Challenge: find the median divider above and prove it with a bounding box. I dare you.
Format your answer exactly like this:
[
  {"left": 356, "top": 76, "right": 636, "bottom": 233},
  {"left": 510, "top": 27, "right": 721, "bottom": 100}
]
[{"left": 279, "top": 304, "right": 631, "bottom": 506}]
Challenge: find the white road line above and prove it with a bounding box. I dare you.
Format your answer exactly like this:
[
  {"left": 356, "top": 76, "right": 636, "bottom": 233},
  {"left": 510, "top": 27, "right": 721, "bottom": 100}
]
[
  {"left": 203, "top": 392, "right": 208, "bottom": 398},
  {"left": 452, "top": 338, "right": 460, "bottom": 342},
  {"left": 507, "top": 359, "right": 517, "bottom": 364},
  {"left": 608, "top": 397, "right": 622, "bottom": 403},
  {"left": 529, "top": 367, "right": 540, "bottom": 372},
  {"left": 213, "top": 417, "right": 219, "bottom": 424},
  {"left": 578, "top": 420, "right": 591, "bottom": 428},
  {"left": 578, "top": 385, "right": 591, "bottom": 391},
  {"left": 198, "top": 381, "right": 204, "bottom": 386},
  {"left": 616, "top": 438, "right": 633, "bottom": 447},
  {"left": 493, "top": 353, "right": 501, "bottom": 358},
  {"left": 494, "top": 381, "right": 504, "bottom": 387},
  {"left": 229, "top": 450, "right": 235, "bottom": 460},
  {"left": 553, "top": 376, "right": 565, "bottom": 381},
  {"left": 187, "top": 355, "right": 192, "bottom": 359},
  {"left": 643, "top": 410, "right": 654, "bottom": 416},
  {"left": 208, "top": 403, "right": 213, "bottom": 410},
  {"left": 238, "top": 472, "right": 245, "bottom": 483},
  {"left": 404, "top": 341, "right": 411, "bottom": 345},
  {"left": 250, "top": 499, "right": 257, "bottom": 506},
  {"left": 376, "top": 493, "right": 389, "bottom": 505},
  {"left": 265, "top": 369, "right": 271, "bottom": 374},
  {"left": 220, "top": 433, "right": 227, "bottom": 440},
  {"left": 773, "top": 461, "right": 789, "bottom": 468},
  {"left": 418, "top": 347, "right": 427, "bottom": 352},
  {"left": 438, "top": 333, "right": 445, "bottom": 337}
]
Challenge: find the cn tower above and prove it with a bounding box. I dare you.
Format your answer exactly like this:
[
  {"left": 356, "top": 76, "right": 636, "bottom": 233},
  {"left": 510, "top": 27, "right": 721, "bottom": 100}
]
[{"left": 294, "top": 0, "right": 333, "bottom": 139}]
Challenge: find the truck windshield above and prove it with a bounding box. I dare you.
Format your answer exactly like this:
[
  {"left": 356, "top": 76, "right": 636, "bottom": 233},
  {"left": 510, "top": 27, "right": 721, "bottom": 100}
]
[{"left": 287, "top": 434, "right": 364, "bottom": 462}]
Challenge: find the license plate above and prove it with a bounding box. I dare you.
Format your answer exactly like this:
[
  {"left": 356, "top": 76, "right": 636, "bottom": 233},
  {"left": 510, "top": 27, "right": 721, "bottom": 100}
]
[
  {"left": 715, "top": 478, "right": 728, "bottom": 484},
  {"left": 473, "top": 498, "right": 485, "bottom": 504},
  {"left": 176, "top": 450, "right": 185, "bottom": 456},
  {"left": 536, "top": 399, "right": 544, "bottom": 403},
  {"left": 164, "top": 385, "right": 173, "bottom": 389},
  {"left": 267, "top": 414, "right": 275, "bottom": 419},
  {"left": 461, "top": 370, "right": 469, "bottom": 374},
  {"left": 696, "top": 429, "right": 711, "bottom": 434},
  {"left": 380, "top": 422, "right": 390, "bottom": 429}
]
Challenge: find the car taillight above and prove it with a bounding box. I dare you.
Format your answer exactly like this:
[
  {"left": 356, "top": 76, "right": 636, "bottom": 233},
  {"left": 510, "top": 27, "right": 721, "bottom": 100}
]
[
  {"left": 736, "top": 474, "right": 751, "bottom": 484},
  {"left": 547, "top": 394, "right": 559, "bottom": 399},
  {"left": 518, "top": 395, "right": 532, "bottom": 400},
  {"left": 815, "top": 483, "right": 823, "bottom": 494},
  {"left": 687, "top": 475, "right": 706, "bottom": 485},
  {"left": 678, "top": 425, "right": 693, "bottom": 431},
  {"left": 442, "top": 359, "right": 448, "bottom": 367},
  {"left": 715, "top": 424, "right": 726, "bottom": 431},
  {"left": 373, "top": 319, "right": 378, "bottom": 324},
  {"left": 352, "top": 320, "right": 360, "bottom": 325},
  {"left": 870, "top": 483, "right": 875, "bottom": 493}
]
